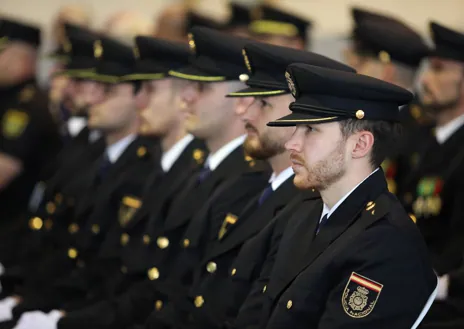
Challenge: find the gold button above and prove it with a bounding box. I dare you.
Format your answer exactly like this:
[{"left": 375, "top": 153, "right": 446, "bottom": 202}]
[
  {"left": 121, "top": 233, "right": 130, "bottom": 246},
  {"left": 355, "top": 110, "right": 365, "bottom": 120},
  {"left": 156, "top": 236, "right": 169, "bottom": 249},
  {"left": 91, "top": 224, "right": 100, "bottom": 234},
  {"left": 46, "top": 202, "right": 56, "bottom": 214},
  {"left": 121, "top": 266, "right": 128, "bottom": 274},
  {"left": 231, "top": 268, "right": 237, "bottom": 276},
  {"left": 183, "top": 239, "right": 190, "bottom": 248},
  {"left": 262, "top": 285, "right": 267, "bottom": 293},
  {"left": 68, "top": 223, "right": 79, "bottom": 234},
  {"left": 29, "top": 217, "right": 43, "bottom": 230},
  {"left": 155, "top": 300, "right": 163, "bottom": 311},
  {"left": 147, "top": 267, "right": 160, "bottom": 280},
  {"left": 44, "top": 218, "right": 53, "bottom": 230},
  {"left": 143, "top": 235, "right": 151, "bottom": 245},
  {"left": 287, "top": 300, "right": 293, "bottom": 309},
  {"left": 68, "top": 248, "right": 78, "bottom": 259},
  {"left": 194, "top": 296, "right": 204, "bottom": 308},
  {"left": 206, "top": 262, "right": 217, "bottom": 273},
  {"left": 137, "top": 146, "right": 147, "bottom": 157}
]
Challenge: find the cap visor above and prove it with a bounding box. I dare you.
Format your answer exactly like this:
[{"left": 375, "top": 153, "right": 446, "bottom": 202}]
[
  {"left": 168, "top": 65, "right": 226, "bottom": 82},
  {"left": 227, "top": 86, "right": 288, "bottom": 97},
  {"left": 267, "top": 111, "right": 340, "bottom": 127}
]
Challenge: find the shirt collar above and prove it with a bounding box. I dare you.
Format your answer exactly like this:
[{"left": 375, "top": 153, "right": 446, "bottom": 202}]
[
  {"left": 269, "top": 166, "right": 294, "bottom": 191},
  {"left": 67, "top": 117, "right": 87, "bottom": 137},
  {"left": 435, "top": 114, "right": 464, "bottom": 144},
  {"left": 161, "top": 134, "right": 195, "bottom": 172},
  {"left": 205, "top": 135, "right": 246, "bottom": 170},
  {"left": 320, "top": 168, "right": 379, "bottom": 222},
  {"left": 106, "top": 134, "right": 137, "bottom": 163}
]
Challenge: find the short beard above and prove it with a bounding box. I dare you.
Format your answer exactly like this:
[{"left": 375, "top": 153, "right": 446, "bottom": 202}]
[
  {"left": 419, "top": 80, "right": 462, "bottom": 114},
  {"left": 243, "top": 131, "right": 286, "bottom": 160},
  {"left": 294, "top": 138, "right": 346, "bottom": 191}
]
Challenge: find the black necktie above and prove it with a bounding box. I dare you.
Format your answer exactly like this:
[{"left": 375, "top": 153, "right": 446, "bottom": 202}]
[
  {"left": 316, "top": 214, "right": 329, "bottom": 235},
  {"left": 258, "top": 183, "right": 273, "bottom": 205},
  {"left": 197, "top": 165, "right": 212, "bottom": 184}
]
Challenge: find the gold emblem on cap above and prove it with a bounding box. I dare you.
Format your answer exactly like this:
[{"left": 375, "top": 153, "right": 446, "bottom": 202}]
[
  {"left": 355, "top": 110, "right": 365, "bottom": 120},
  {"left": 156, "top": 236, "right": 169, "bottom": 249},
  {"left": 133, "top": 46, "right": 140, "bottom": 59},
  {"left": 147, "top": 267, "right": 160, "bottom": 280},
  {"left": 137, "top": 146, "right": 147, "bottom": 157},
  {"left": 285, "top": 71, "right": 296, "bottom": 97},
  {"left": 193, "top": 149, "right": 205, "bottom": 165},
  {"left": 94, "top": 40, "right": 103, "bottom": 59},
  {"left": 239, "top": 73, "right": 249, "bottom": 82},
  {"left": 242, "top": 49, "right": 252, "bottom": 73},
  {"left": 188, "top": 33, "right": 196, "bottom": 53},
  {"left": 378, "top": 50, "right": 391, "bottom": 63},
  {"left": 194, "top": 296, "right": 204, "bottom": 308},
  {"left": 63, "top": 37, "right": 72, "bottom": 54}
]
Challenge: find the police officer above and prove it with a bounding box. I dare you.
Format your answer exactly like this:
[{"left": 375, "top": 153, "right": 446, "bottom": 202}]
[
  {"left": 0, "top": 18, "right": 61, "bottom": 224},
  {"left": 253, "top": 64, "right": 437, "bottom": 328},
  {"left": 400, "top": 22, "right": 464, "bottom": 328}
]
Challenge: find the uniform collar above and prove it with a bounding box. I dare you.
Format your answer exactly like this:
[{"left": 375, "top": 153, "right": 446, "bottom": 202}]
[
  {"left": 269, "top": 166, "right": 294, "bottom": 191},
  {"left": 161, "top": 134, "right": 195, "bottom": 172},
  {"left": 435, "top": 113, "right": 464, "bottom": 145},
  {"left": 205, "top": 135, "right": 246, "bottom": 170},
  {"left": 106, "top": 134, "right": 137, "bottom": 163}
]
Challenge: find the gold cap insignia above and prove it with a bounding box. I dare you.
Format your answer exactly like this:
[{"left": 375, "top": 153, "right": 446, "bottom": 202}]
[
  {"left": 242, "top": 49, "right": 252, "bottom": 73},
  {"left": 94, "top": 40, "right": 103, "bottom": 59},
  {"left": 2, "top": 109, "right": 30, "bottom": 139},
  {"left": 285, "top": 71, "right": 296, "bottom": 97},
  {"left": 378, "top": 50, "right": 391, "bottom": 63},
  {"left": 188, "top": 33, "right": 196, "bottom": 53},
  {"left": 410, "top": 105, "right": 422, "bottom": 120},
  {"left": 133, "top": 46, "right": 140, "bottom": 59},
  {"left": 63, "top": 37, "right": 72, "bottom": 54},
  {"left": 355, "top": 110, "right": 365, "bottom": 120}
]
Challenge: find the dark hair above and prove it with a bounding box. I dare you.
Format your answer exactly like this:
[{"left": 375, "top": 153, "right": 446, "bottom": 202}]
[{"left": 339, "top": 119, "right": 404, "bottom": 168}]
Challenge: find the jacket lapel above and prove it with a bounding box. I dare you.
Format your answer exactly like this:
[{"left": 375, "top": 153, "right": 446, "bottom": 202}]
[{"left": 270, "top": 169, "right": 389, "bottom": 299}]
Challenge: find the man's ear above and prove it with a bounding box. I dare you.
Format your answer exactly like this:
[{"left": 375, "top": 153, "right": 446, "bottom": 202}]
[{"left": 351, "top": 130, "right": 374, "bottom": 160}]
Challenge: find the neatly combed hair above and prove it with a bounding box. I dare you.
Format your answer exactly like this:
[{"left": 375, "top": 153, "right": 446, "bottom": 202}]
[{"left": 339, "top": 119, "right": 404, "bottom": 168}]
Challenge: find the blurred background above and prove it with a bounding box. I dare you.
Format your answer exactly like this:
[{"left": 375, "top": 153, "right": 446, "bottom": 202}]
[{"left": 2, "top": 0, "right": 464, "bottom": 86}]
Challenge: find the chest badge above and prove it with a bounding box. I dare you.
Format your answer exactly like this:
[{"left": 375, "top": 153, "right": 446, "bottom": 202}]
[{"left": 342, "top": 272, "right": 383, "bottom": 318}]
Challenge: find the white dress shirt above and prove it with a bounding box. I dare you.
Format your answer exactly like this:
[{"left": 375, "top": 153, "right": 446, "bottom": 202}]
[
  {"left": 268, "top": 166, "right": 294, "bottom": 191},
  {"left": 435, "top": 113, "right": 464, "bottom": 144},
  {"left": 106, "top": 134, "right": 137, "bottom": 164},
  {"left": 205, "top": 135, "right": 246, "bottom": 170},
  {"left": 66, "top": 117, "right": 86, "bottom": 137},
  {"left": 161, "top": 134, "right": 194, "bottom": 172}
]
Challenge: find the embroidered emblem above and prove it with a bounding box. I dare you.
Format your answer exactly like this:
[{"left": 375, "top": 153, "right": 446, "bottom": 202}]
[
  {"left": 218, "top": 213, "right": 238, "bottom": 239},
  {"left": 118, "top": 196, "right": 142, "bottom": 227},
  {"left": 188, "top": 33, "right": 196, "bottom": 53},
  {"left": 2, "top": 109, "right": 29, "bottom": 139},
  {"left": 285, "top": 71, "right": 296, "bottom": 97},
  {"left": 342, "top": 272, "right": 383, "bottom": 318},
  {"left": 94, "top": 40, "right": 103, "bottom": 59},
  {"left": 133, "top": 46, "right": 140, "bottom": 59}
]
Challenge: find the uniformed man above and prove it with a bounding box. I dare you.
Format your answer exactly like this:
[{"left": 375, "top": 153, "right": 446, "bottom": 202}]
[
  {"left": 10, "top": 27, "right": 270, "bottom": 329},
  {"left": 248, "top": 4, "right": 311, "bottom": 50},
  {"left": 344, "top": 7, "right": 432, "bottom": 196},
  {"left": 249, "top": 63, "right": 437, "bottom": 328},
  {"left": 146, "top": 40, "right": 355, "bottom": 329},
  {"left": 0, "top": 17, "right": 62, "bottom": 224},
  {"left": 1, "top": 34, "right": 160, "bottom": 323},
  {"left": 399, "top": 22, "right": 464, "bottom": 328}
]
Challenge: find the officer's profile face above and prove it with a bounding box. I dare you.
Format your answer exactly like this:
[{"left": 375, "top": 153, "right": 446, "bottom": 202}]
[
  {"left": 179, "top": 80, "right": 238, "bottom": 139},
  {"left": 138, "top": 78, "right": 179, "bottom": 136},
  {"left": 285, "top": 122, "right": 348, "bottom": 190},
  {"left": 0, "top": 43, "right": 35, "bottom": 86},
  {"left": 72, "top": 80, "right": 106, "bottom": 117},
  {"left": 88, "top": 82, "right": 138, "bottom": 131},
  {"left": 418, "top": 57, "right": 464, "bottom": 112},
  {"left": 239, "top": 94, "right": 294, "bottom": 160}
]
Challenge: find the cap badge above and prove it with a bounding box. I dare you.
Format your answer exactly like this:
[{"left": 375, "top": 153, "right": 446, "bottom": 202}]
[
  {"left": 133, "top": 46, "right": 140, "bottom": 59},
  {"left": 285, "top": 71, "right": 296, "bottom": 97},
  {"left": 63, "top": 37, "right": 72, "bottom": 54},
  {"left": 378, "top": 50, "right": 390, "bottom": 63},
  {"left": 188, "top": 33, "right": 196, "bottom": 53},
  {"left": 94, "top": 40, "right": 103, "bottom": 59}
]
